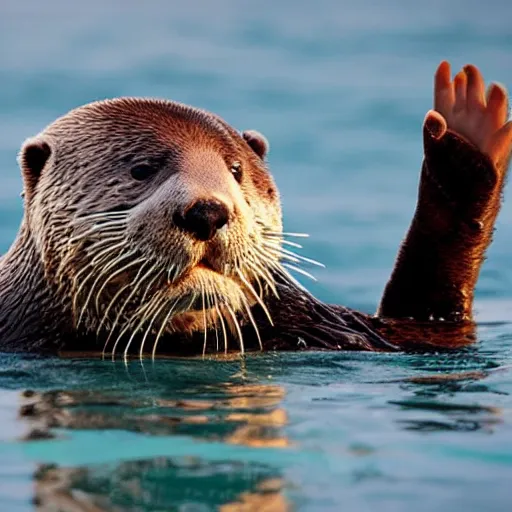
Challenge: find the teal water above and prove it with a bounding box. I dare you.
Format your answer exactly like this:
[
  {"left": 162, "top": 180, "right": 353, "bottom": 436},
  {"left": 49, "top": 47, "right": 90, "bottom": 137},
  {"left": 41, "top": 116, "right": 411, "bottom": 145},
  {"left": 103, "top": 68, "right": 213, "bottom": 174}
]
[{"left": 1, "top": 1, "right": 512, "bottom": 510}]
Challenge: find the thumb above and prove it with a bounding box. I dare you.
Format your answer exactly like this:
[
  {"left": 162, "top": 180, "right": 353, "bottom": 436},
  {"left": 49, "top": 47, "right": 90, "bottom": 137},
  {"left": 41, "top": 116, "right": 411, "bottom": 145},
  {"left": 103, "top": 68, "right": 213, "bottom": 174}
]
[{"left": 423, "top": 110, "right": 447, "bottom": 140}]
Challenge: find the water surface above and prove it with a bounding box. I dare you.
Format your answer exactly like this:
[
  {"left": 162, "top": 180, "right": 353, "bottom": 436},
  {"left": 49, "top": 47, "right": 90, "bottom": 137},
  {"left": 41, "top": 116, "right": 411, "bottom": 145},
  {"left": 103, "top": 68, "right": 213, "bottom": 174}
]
[{"left": 1, "top": 1, "right": 512, "bottom": 510}]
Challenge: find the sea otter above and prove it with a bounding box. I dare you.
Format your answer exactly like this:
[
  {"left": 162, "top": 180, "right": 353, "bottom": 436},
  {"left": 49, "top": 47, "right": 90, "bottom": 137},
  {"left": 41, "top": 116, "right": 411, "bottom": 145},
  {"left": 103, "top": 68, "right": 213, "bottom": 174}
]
[{"left": 0, "top": 61, "right": 510, "bottom": 357}]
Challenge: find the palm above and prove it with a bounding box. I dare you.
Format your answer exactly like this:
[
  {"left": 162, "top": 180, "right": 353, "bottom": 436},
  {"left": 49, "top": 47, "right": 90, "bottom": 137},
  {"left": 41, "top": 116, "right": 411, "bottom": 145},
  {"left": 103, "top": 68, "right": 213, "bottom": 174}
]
[{"left": 426, "top": 61, "right": 512, "bottom": 169}]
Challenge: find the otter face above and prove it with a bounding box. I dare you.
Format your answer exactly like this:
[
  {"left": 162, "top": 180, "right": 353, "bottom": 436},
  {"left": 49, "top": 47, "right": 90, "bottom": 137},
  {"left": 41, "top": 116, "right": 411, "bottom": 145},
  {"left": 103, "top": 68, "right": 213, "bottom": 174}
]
[{"left": 18, "top": 99, "right": 286, "bottom": 356}]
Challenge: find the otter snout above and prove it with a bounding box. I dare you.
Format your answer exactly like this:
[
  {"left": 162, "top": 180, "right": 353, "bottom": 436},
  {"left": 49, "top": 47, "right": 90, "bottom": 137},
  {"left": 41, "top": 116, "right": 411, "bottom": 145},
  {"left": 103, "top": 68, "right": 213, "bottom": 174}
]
[{"left": 173, "top": 199, "right": 230, "bottom": 241}]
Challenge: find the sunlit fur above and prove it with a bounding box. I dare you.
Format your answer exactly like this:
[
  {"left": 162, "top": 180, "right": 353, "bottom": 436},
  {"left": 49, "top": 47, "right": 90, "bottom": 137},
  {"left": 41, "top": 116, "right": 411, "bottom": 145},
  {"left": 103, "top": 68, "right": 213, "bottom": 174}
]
[{"left": 21, "top": 98, "right": 323, "bottom": 358}]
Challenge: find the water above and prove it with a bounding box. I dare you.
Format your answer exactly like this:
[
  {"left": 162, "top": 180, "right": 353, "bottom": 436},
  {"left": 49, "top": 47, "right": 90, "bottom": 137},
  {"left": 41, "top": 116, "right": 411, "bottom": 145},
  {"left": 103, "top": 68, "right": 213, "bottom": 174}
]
[{"left": 1, "top": 0, "right": 512, "bottom": 510}]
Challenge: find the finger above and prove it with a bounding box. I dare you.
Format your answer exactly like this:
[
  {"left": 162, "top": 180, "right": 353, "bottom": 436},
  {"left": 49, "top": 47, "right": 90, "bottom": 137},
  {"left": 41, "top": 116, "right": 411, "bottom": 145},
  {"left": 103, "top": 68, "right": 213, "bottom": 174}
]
[
  {"left": 486, "top": 83, "right": 509, "bottom": 128},
  {"left": 484, "top": 121, "right": 512, "bottom": 167},
  {"left": 424, "top": 109, "right": 447, "bottom": 140},
  {"left": 434, "top": 61, "right": 454, "bottom": 116},
  {"left": 464, "top": 65, "right": 486, "bottom": 111},
  {"left": 453, "top": 71, "right": 467, "bottom": 112}
]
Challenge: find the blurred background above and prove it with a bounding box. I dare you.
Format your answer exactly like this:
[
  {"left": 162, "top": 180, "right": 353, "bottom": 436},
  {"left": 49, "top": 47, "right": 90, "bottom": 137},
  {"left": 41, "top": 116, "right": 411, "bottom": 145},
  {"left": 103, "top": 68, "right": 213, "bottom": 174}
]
[
  {"left": 1, "top": 0, "right": 511, "bottom": 317},
  {"left": 1, "top": 1, "right": 512, "bottom": 511}
]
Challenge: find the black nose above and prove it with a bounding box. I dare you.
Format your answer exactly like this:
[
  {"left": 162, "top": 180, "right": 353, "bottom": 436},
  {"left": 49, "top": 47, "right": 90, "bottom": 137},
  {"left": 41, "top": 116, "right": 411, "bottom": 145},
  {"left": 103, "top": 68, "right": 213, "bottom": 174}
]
[{"left": 173, "top": 199, "right": 229, "bottom": 241}]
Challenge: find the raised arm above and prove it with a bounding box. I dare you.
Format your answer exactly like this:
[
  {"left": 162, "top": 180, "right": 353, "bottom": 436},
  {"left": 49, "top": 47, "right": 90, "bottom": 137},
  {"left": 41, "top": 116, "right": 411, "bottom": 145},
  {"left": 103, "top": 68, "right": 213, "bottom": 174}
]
[
  {"left": 378, "top": 62, "right": 512, "bottom": 322},
  {"left": 258, "top": 62, "right": 512, "bottom": 353}
]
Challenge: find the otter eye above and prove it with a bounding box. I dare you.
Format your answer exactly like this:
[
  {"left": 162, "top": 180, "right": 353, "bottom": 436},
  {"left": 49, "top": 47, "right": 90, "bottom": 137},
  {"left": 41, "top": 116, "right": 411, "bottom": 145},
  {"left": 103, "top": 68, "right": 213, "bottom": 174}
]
[
  {"left": 230, "top": 161, "right": 242, "bottom": 183},
  {"left": 130, "top": 163, "right": 158, "bottom": 181}
]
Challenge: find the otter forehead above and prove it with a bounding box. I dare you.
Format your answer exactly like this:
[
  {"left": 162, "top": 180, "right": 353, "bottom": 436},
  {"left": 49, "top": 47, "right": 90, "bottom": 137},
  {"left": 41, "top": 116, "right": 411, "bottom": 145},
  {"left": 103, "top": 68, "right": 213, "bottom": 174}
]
[{"left": 44, "top": 98, "right": 244, "bottom": 156}]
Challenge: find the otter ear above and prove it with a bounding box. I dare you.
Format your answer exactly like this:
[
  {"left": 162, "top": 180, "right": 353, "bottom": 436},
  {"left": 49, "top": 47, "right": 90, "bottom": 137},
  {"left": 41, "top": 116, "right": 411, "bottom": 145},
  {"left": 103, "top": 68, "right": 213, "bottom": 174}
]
[
  {"left": 18, "top": 137, "right": 52, "bottom": 200},
  {"left": 242, "top": 130, "right": 269, "bottom": 160}
]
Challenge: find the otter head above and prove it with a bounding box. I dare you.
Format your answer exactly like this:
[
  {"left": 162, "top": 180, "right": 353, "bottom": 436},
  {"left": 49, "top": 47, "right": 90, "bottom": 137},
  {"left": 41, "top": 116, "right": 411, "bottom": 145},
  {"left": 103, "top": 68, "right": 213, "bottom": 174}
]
[{"left": 18, "top": 99, "right": 285, "bottom": 356}]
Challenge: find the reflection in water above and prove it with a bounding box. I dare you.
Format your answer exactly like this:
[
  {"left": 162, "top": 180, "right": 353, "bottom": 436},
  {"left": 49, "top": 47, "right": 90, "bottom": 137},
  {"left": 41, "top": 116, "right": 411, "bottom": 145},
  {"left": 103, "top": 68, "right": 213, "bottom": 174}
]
[
  {"left": 34, "top": 462, "right": 288, "bottom": 511},
  {"left": 2, "top": 348, "right": 511, "bottom": 511},
  {"left": 390, "top": 399, "right": 503, "bottom": 433},
  {"left": 19, "top": 372, "right": 291, "bottom": 511},
  {"left": 19, "top": 382, "right": 288, "bottom": 446},
  {"left": 388, "top": 367, "right": 506, "bottom": 433}
]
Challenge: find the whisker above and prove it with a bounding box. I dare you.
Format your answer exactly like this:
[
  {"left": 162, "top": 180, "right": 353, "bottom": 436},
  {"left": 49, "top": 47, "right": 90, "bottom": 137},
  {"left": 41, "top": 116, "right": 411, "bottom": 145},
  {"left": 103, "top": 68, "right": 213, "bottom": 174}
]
[
  {"left": 98, "top": 283, "right": 131, "bottom": 342},
  {"left": 69, "top": 222, "right": 128, "bottom": 244},
  {"left": 74, "top": 211, "right": 130, "bottom": 222},
  {"left": 279, "top": 239, "right": 303, "bottom": 249},
  {"left": 139, "top": 295, "right": 170, "bottom": 359},
  {"left": 272, "top": 263, "right": 310, "bottom": 292},
  {"left": 213, "top": 294, "right": 228, "bottom": 354},
  {"left": 112, "top": 292, "right": 168, "bottom": 361},
  {"left": 247, "top": 262, "right": 265, "bottom": 297},
  {"left": 94, "top": 253, "right": 142, "bottom": 313},
  {"left": 245, "top": 259, "right": 279, "bottom": 299},
  {"left": 72, "top": 245, "right": 127, "bottom": 305},
  {"left": 282, "top": 263, "right": 317, "bottom": 281},
  {"left": 82, "top": 220, "right": 130, "bottom": 233},
  {"left": 103, "top": 262, "right": 157, "bottom": 355},
  {"left": 167, "top": 263, "right": 182, "bottom": 284},
  {"left": 254, "top": 242, "right": 309, "bottom": 283},
  {"left": 139, "top": 269, "right": 164, "bottom": 304},
  {"left": 73, "top": 248, "right": 124, "bottom": 320},
  {"left": 251, "top": 247, "right": 309, "bottom": 293},
  {"left": 225, "top": 303, "right": 245, "bottom": 355},
  {"left": 199, "top": 279, "right": 208, "bottom": 357},
  {"left": 77, "top": 250, "right": 139, "bottom": 328},
  {"left": 72, "top": 240, "right": 122, "bottom": 287},
  {"left": 205, "top": 283, "right": 219, "bottom": 353},
  {"left": 252, "top": 245, "right": 298, "bottom": 289},
  {"left": 263, "top": 243, "right": 325, "bottom": 268},
  {"left": 123, "top": 292, "right": 166, "bottom": 361},
  {"left": 89, "top": 241, "right": 127, "bottom": 266},
  {"left": 98, "top": 261, "right": 151, "bottom": 339},
  {"left": 111, "top": 310, "right": 145, "bottom": 361},
  {"left": 263, "top": 231, "right": 310, "bottom": 238},
  {"left": 166, "top": 265, "right": 175, "bottom": 283},
  {"left": 236, "top": 268, "right": 274, "bottom": 327},
  {"left": 239, "top": 293, "right": 263, "bottom": 351},
  {"left": 151, "top": 296, "right": 192, "bottom": 360}
]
